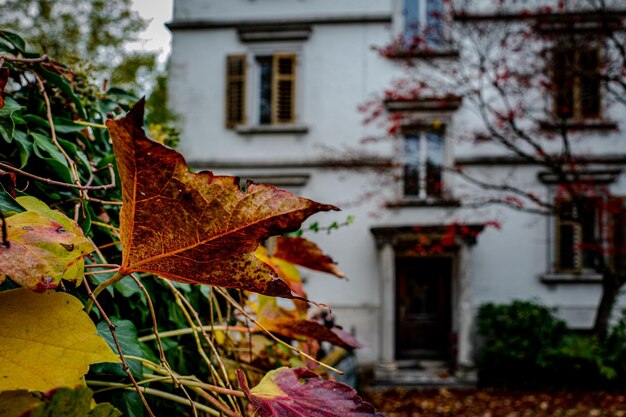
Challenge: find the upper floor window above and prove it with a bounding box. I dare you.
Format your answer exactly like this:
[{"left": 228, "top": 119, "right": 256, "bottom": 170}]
[
  {"left": 403, "top": 0, "right": 444, "bottom": 49},
  {"left": 403, "top": 131, "right": 444, "bottom": 199},
  {"left": 226, "top": 53, "right": 297, "bottom": 128},
  {"left": 552, "top": 47, "right": 601, "bottom": 120}
]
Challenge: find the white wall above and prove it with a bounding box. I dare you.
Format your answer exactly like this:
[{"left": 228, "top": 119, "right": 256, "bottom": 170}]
[{"left": 170, "top": 0, "right": 626, "bottom": 366}]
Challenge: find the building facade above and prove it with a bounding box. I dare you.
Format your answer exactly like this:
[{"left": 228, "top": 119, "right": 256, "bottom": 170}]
[{"left": 168, "top": 0, "right": 626, "bottom": 382}]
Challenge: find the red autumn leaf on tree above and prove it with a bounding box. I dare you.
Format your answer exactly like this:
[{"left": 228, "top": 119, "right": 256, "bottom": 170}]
[
  {"left": 272, "top": 236, "right": 346, "bottom": 278},
  {"left": 106, "top": 100, "right": 338, "bottom": 298},
  {"left": 237, "top": 367, "right": 385, "bottom": 417}
]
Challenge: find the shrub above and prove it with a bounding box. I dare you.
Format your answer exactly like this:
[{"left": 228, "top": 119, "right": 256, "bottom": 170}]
[{"left": 477, "top": 301, "right": 626, "bottom": 388}]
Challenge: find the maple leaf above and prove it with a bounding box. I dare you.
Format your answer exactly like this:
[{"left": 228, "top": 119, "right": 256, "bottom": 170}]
[
  {"left": 0, "top": 197, "right": 93, "bottom": 291},
  {"left": 0, "top": 289, "right": 119, "bottom": 392},
  {"left": 106, "top": 100, "right": 338, "bottom": 297},
  {"left": 273, "top": 236, "right": 346, "bottom": 278},
  {"left": 237, "top": 367, "right": 385, "bottom": 417},
  {"left": 255, "top": 296, "right": 362, "bottom": 350}
]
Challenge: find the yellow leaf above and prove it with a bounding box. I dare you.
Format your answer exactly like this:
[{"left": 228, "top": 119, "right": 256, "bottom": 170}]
[
  {"left": 0, "top": 289, "right": 120, "bottom": 392},
  {"left": 0, "top": 391, "right": 41, "bottom": 417}
]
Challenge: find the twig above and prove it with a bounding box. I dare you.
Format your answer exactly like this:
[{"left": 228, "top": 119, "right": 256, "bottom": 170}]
[
  {"left": 0, "top": 54, "right": 49, "bottom": 63},
  {"left": 83, "top": 279, "right": 156, "bottom": 417},
  {"left": 215, "top": 287, "right": 343, "bottom": 375},
  {"left": 34, "top": 72, "right": 81, "bottom": 188},
  {"left": 128, "top": 274, "right": 168, "bottom": 365},
  {"left": 84, "top": 270, "right": 126, "bottom": 313},
  {"left": 86, "top": 381, "right": 220, "bottom": 417},
  {"left": 0, "top": 161, "right": 116, "bottom": 191},
  {"left": 164, "top": 280, "right": 236, "bottom": 390},
  {"left": 138, "top": 325, "right": 253, "bottom": 342},
  {"left": 129, "top": 356, "right": 242, "bottom": 417}
]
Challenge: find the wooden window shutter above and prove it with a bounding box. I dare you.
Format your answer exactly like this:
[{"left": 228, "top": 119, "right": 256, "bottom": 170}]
[
  {"left": 272, "top": 54, "right": 296, "bottom": 124},
  {"left": 226, "top": 55, "right": 246, "bottom": 128}
]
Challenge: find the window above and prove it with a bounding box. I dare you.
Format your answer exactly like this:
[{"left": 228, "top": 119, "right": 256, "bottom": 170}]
[
  {"left": 403, "top": 0, "right": 444, "bottom": 48},
  {"left": 403, "top": 131, "right": 444, "bottom": 199},
  {"left": 555, "top": 197, "right": 602, "bottom": 272},
  {"left": 225, "top": 53, "right": 296, "bottom": 128},
  {"left": 552, "top": 48, "right": 601, "bottom": 120}
]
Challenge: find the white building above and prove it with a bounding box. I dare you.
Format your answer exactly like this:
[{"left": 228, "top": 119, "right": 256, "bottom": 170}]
[{"left": 168, "top": 0, "right": 626, "bottom": 382}]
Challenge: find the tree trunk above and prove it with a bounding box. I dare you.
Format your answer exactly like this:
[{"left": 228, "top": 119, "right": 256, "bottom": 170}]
[{"left": 593, "top": 277, "right": 621, "bottom": 338}]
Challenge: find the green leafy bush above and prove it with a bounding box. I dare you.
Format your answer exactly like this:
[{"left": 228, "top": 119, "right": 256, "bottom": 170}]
[{"left": 477, "top": 300, "right": 626, "bottom": 388}]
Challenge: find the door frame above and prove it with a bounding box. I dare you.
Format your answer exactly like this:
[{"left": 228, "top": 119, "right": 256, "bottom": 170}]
[{"left": 371, "top": 225, "right": 481, "bottom": 376}]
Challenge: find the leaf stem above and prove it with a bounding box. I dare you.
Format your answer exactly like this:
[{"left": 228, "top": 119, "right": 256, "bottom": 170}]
[
  {"left": 137, "top": 325, "right": 253, "bottom": 342},
  {"left": 74, "top": 120, "right": 107, "bottom": 129}
]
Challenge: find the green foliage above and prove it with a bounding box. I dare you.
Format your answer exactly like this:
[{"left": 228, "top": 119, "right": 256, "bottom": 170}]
[
  {"left": 0, "top": 0, "right": 146, "bottom": 75},
  {"left": 0, "top": 31, "right": 379, "bottom": 417},
  {"left": 477, "top": 300, "right": 626, "bottom": 388}
]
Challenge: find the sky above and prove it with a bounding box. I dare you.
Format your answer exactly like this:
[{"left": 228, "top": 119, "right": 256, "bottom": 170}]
[{"left": 127, "top": 0, "right": 174, "bottom": 65}]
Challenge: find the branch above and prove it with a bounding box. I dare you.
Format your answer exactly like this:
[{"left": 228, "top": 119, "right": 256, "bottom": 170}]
[
  {"left": 0, "top": 161, "right": 116, "bottom": 191},
  {"left": 83, "top": 279, "right": 156, "bottom": 417}
]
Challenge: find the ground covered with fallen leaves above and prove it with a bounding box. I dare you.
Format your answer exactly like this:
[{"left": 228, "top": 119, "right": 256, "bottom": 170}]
[{"left": 362, "top": 388, "right": 626, "bottom": 417}]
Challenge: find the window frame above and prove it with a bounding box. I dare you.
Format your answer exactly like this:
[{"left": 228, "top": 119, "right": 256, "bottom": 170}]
[
  {"left": 225, "top": 46, "right": 301, "bottom": 130},
  {"left": 551, "top": 46, "right": 602, "bottom": 121},
  {"left": 401, "top": 129, "right": 446, "bottom": 200},
  {"left": 402, "top": 0, "right": 445, "bottom": 49}
]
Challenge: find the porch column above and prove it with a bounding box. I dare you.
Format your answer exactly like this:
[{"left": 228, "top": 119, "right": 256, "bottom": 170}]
[
  {"left": 457, "top": 244, "right": 474, "bottom": 368},
  {"left": 377, "top": 239, "right": 397, "bottom": 371}
]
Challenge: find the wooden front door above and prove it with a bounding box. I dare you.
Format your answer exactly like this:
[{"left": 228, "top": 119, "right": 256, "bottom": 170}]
[{"left": 395, "top": 257, "right": 452, "bottom": 360}]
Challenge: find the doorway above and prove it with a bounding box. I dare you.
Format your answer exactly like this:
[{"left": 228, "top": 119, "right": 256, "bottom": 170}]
[{"left": 395, "top": 257, "right": 453, "bottom": 360}]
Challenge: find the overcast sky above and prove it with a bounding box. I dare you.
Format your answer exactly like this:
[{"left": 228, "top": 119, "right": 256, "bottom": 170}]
[{"left": 128, "top": 0, "right": 174, "bottom": 65}]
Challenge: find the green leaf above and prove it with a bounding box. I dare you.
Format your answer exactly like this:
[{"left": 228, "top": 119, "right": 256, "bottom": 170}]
[
  {"left": 0, "top": 97, "right": 23, "bottom": 143},
  {"left": 23, "top": 114, "right": 50, "bottom": 130},
  {"left": 0, "top": 182, "right": 24, "bottom": 213},
  {"left": 27, "top": 387, "right": 121, "bottom": 417},
  {"left": 110, "top": 391, "right": 145, "bottom": 417},
  {"left": 0, "top": 31, "right": 27, "bottom": 55},
  {"left": 31, "top": 132, "right": 68, "bottom": 165},
  {"left": 38, "top": 68, "right": 86, "bottom": 118},
  {"left": 94, "top": 319, "right": 144, "bottom": 378},
  {"left": 12, "top": 130, "right": 32, "bottom": 167}
]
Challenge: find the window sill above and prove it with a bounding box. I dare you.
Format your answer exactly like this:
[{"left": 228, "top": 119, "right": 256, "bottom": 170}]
[
  {"left": 540, "top": 273, "right": 603, "bottom": 284},
  {"left": 538, "top": 119, "right": 618, "bottom": 131},
  {"left": 383, "top": 49, "right": 459, "bottom": 60},
  {"left": 386, "top": 198, "right": 461, "bottom": 208},
  {"left": 236, "top": 125, "right": 309, "bottom": 135}
]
